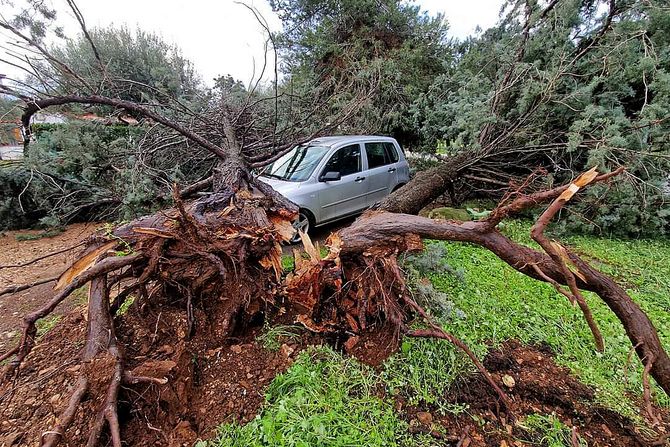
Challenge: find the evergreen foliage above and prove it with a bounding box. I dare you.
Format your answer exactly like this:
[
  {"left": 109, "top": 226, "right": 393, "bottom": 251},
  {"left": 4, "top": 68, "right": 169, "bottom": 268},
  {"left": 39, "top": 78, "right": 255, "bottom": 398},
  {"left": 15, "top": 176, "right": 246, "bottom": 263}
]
[{"left": 273, "top": 0, "right": 670, "bottom": 236}]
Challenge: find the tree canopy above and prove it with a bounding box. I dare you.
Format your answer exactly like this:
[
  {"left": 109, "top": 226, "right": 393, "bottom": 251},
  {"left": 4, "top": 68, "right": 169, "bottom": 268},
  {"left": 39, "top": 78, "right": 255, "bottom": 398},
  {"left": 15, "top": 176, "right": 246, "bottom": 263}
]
[{"left": 270, "top": 0, "right": 451, "bottom": 144}]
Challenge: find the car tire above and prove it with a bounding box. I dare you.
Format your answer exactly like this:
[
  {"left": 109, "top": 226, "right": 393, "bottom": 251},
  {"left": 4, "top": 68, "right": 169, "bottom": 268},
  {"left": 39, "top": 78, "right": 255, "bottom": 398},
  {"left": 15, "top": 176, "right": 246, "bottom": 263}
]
[{"left": 290, "top": 210, "right": 314, "bottom": 244}]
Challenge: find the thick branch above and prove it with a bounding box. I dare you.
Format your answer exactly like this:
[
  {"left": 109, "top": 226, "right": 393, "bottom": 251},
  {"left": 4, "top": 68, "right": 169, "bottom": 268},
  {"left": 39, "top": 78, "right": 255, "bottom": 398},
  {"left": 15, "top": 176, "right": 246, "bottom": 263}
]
[
  {"left": 0, "top": 276, "right": 58, "bottom": 298},
  {"left": 377, "top": 151, "right": 473, "bottom": 214},
  {"left": 0, "top": 242, "right": 85, "bottom": 270},
  {"left": 340, "top": 212, "right": 670, "bottom": 396}
]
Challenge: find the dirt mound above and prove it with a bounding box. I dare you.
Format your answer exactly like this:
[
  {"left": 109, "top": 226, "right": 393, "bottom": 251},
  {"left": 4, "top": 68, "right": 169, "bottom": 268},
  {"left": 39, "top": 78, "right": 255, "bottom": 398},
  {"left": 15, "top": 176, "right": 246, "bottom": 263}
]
[
  {"left": 0, "top": 303, "right": 308, "bottom": 446},
  {"left": 401, "top": 340, "right": 668, "bottom": 446}
]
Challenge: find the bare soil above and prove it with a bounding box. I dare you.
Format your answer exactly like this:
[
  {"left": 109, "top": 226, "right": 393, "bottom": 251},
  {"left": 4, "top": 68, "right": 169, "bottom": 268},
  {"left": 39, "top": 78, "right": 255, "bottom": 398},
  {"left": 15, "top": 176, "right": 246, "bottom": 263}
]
[
  {"left": 0, "top": 308, "right": 308, "bottom": 446},
  {"left": 401, "top": 340, "right": 669, "bottom": 446},
  {"left": 0, "top": 223, "right": 99, "bottom": 352}
]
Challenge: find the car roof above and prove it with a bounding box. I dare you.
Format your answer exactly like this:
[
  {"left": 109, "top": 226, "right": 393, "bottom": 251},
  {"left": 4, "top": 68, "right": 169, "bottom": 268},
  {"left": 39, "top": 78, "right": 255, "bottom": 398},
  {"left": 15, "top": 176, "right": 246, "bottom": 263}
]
[{"left": 307, "top": 135, "right": 395, "bottom": 147}]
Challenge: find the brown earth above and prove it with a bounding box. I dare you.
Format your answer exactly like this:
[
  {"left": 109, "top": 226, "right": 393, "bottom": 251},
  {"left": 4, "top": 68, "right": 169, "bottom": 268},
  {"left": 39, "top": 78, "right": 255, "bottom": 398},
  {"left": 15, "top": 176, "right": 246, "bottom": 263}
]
[
  {"left": 0, "top": 223, "right": 99, "bottom": 352},
  {"left": 0, "top": 308, "right": 309, "bottom": 446},
  {"left": 401, "top": 340, "right": 669, "bottom": 446},
  {"left": 1, "top": 225, "right": 668, "bottom": 447}
]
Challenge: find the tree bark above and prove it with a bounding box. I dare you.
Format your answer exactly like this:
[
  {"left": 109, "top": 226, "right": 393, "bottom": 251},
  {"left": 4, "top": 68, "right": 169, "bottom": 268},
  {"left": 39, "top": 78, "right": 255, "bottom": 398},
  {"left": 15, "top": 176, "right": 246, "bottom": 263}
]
[{"left": 378, "top": 152, "right": 473, "bottom": 214}]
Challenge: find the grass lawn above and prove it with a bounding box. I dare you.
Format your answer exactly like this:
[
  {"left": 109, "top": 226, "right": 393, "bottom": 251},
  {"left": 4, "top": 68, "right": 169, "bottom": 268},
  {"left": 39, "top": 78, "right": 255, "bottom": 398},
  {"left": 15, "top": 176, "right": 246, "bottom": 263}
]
[{"left": 202, "top": 221, "right": 670, "bottom": 446}]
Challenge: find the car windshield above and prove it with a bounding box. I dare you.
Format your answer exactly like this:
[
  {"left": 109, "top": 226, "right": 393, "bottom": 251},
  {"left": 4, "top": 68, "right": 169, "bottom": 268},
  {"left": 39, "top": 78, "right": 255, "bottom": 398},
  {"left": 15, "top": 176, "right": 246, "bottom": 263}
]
[{"left": 262, "top": 145, "right": 329, "bottom": 182}]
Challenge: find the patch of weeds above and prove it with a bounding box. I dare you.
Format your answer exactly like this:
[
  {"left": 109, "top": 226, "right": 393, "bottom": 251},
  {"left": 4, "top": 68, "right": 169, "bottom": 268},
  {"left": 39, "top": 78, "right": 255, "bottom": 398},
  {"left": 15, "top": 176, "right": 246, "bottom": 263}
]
[
  {"left": 411, "top": 278, "right": 466, "bottom": 320},
  {"left": 402, "top": 243, "right": 467, "bottom": 319},
  {"left": 319, "top": 245, "right": 329, "bottom": 258},
  {"left": 70, "top": 285, "right": 89, "bottom": 306},
  {"left": 518, "top": 413, "right": 587, "bottom": 447},
  {"left": 404, "top": 243, "right": 463, "bottom": 279},
  {"left": 257, "top": 324, "right": 301, "bottom": 351},
  {"left": 15, "top": 227, "right": 64, "bottom": 241},
  {"left": 205, "top": 346, "right": 437, "bottom": 447},
  {"left": 281, "top": 245, "right": 329, "bottom": 273},
  {"left": 281, "top": 254, "right": 294, "bottom": 272},
  {"left": 36, "top": 315, "right": 62, "bottom": 338},
  {"left": 117, "top": 295, "right": 136, "bottom": 315},
  {"left": 382, "top": 335, "right": 475, "bottom": 408}
]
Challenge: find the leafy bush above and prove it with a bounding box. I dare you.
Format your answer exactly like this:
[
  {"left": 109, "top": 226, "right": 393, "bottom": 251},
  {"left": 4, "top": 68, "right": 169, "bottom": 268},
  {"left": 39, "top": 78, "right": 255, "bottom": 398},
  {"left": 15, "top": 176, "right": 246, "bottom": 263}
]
[{"left": 0, "top": 121, "right": 212, "bottom": 230}]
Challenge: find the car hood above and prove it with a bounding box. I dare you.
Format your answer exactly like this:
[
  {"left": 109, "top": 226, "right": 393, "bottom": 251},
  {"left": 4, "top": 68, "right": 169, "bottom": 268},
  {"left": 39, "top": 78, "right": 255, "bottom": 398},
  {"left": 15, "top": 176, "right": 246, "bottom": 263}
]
[{"left": 257, "top": 176, "right": 302, "bottom": 197}]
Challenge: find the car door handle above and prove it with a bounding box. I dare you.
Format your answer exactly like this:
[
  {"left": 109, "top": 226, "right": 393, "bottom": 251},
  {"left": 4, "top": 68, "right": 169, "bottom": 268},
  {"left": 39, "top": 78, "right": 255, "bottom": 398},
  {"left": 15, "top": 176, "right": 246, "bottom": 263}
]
[
  {"left": 387, "top": 167, "right": 396, "bottom": 173},
  {"left": 355, "top": 176, "right": 366, "bottom": 182}
]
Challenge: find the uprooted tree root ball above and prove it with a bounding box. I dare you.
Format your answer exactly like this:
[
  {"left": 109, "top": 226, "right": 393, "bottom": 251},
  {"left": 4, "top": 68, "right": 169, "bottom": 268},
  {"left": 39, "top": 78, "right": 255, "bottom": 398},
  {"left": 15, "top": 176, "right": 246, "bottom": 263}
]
[
  {"left": 1, "top": 180, "right": 301, "bottom": 446},
  {"left": 2, "top": 167, "right": 670, "bottom": 446}
]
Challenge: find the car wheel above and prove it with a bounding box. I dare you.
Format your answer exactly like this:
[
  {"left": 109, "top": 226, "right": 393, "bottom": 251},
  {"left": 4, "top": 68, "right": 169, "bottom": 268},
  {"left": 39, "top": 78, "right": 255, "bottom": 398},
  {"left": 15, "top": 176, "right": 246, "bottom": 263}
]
[{"left": 290, "top": 211, "right": 311, "bottom": 244}]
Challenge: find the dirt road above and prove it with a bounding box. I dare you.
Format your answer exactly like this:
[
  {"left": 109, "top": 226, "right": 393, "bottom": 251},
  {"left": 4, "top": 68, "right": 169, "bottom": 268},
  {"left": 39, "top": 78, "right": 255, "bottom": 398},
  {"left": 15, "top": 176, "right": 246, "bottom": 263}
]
[{"left": 0, "top": 223, "right": 99, "bottom": 351}]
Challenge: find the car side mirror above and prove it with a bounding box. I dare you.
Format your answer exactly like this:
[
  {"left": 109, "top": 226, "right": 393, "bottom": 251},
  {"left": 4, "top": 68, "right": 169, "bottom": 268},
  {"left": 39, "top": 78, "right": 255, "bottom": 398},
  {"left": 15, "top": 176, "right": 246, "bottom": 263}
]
[{"left": 319, "top": 171, "right": 341, "bottom": 182}]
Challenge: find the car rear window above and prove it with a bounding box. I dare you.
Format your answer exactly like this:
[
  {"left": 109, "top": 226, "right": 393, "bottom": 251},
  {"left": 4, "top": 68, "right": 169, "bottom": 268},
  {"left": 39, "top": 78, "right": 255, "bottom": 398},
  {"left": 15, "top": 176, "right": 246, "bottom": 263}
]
[{"left": 383, "top": 142, "right": 399, "bottom": 163}]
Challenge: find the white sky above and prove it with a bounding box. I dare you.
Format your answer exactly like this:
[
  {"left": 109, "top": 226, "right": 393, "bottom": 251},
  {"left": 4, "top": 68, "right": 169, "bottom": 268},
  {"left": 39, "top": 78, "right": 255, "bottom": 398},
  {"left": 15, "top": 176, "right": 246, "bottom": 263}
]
[{"left": 1, "top": 0, "right": 504, "bottom": 87}]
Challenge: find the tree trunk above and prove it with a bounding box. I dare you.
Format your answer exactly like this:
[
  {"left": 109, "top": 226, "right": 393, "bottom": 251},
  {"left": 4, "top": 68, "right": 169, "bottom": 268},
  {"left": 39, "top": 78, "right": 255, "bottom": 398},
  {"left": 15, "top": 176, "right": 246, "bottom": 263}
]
[{"left": 378, "top": 152, "right": 472, "bottom": 214}]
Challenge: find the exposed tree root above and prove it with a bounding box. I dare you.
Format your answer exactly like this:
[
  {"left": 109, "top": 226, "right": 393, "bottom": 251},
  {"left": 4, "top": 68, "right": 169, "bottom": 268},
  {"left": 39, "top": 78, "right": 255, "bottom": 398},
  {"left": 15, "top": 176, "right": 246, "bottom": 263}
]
[
  {"left": 0, "top": 275, "right": 59, "bottom": 298},
  {"left": 0, "top": 242, "right": 86, "bottom": 270},
  {"left": 3, "top": 254, "right": 142, "bottom": 380},
  {"left": 1, "top": 180, "right": 297, "bottom": 445},
  {"left": 285, "top": 234, "right": 513, "bottom": 410}
]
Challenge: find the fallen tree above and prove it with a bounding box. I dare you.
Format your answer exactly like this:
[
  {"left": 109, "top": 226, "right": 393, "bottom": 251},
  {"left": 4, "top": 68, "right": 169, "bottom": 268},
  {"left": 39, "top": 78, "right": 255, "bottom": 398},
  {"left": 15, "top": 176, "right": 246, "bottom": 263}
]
[
  {"left": 1, "top": 104, "right": 669, "bottom": 444},
  {"left": 1, "top": 3, "right": 669, "bottom": 445}
]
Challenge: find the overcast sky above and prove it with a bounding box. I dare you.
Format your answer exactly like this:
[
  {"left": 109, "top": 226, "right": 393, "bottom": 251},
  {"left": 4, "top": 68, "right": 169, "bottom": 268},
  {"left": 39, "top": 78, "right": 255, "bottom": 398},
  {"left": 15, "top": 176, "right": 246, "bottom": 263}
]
[{"left": 1, "top": 0, "right": 504, "bottom": 86}]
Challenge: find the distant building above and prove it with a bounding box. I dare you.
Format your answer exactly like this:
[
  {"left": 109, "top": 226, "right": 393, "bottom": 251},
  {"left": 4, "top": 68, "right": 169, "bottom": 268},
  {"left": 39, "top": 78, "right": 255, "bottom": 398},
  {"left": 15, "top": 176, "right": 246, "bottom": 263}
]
[{"left": 32, "top": 112, "right": 67, "bottom": 125}]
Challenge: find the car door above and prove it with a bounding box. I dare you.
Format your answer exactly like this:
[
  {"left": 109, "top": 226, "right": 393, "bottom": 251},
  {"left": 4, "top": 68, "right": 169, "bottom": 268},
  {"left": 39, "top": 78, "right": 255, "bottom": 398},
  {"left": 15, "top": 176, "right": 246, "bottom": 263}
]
[
  {"left": 363, "top": 141, "right": 398, "bottom": 205},
  {"left": 317, "top": 143, "right": 367, "bottom": 223}
]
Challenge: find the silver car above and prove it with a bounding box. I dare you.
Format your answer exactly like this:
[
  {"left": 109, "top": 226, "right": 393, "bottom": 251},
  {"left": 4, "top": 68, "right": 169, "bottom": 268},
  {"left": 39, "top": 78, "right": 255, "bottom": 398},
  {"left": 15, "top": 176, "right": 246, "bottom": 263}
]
[{"left": 258, "top": 135, "right": 410, "bottom": 241}]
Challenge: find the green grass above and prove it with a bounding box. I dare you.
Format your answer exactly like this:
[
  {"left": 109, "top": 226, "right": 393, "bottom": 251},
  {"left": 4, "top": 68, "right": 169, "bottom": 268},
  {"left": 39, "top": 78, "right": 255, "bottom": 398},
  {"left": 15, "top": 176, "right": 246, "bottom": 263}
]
[
  {"left": 518, "top": 413, "right": 587, "bottom": 447},
  {"left": 15, "top": 227, "right": 64, "bottom": 241},
  {"left": 201, "top": 347, "right": 436, "bottom": 447},
  {"left": 36, "top": 315, "right": 62, "bottom": 338},
  {"left": 281, "top": 254, "right": 295, "bottom": 272},
  {"left": 258, "top": 324, "right": 302, "bottom": 351},
  {"left": 117, "top": 294, "right": 135, "bottom": 315},
  {"left": 384, "top": 220, "right": 670, "bottom": 417},
  {"left": 281, "top": 246, "right": 330, "bottom": 273},
  {"left": 70, "top": 285, "right": 89, "bottom": 306},
  {"left": 207, "top": 220, "right": 670, "bottom": 445}
]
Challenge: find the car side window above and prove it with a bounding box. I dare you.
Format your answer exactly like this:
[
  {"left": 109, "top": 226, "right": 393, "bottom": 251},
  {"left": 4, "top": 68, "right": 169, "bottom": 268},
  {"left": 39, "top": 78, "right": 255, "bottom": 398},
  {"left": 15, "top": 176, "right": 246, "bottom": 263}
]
[
  {"left": 365, "top": 142, "right": 390, "bottom": 169},
  {"left": 323, "top": 144, "right": 362, "bottom": 177},
  {"left": 383, "top": 142, "right": 399, "bottom": 163}
]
